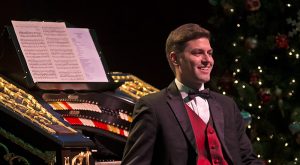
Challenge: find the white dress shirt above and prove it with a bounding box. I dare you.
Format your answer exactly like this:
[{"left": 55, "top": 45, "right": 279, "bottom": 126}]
[{"left": 175, "top": 79, "right": 210, "bottom": 124}]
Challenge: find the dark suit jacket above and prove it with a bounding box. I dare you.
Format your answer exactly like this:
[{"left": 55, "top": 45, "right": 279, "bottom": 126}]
[{"left": 121, "top": 82, "right": 263, "bottom": 165}]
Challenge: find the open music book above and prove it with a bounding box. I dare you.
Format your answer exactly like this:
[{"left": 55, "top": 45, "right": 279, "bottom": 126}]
[{"left": 11, "top": 20, "right": 108, "bottom": 83}]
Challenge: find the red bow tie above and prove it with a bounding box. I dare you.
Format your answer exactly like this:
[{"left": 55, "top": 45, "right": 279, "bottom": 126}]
[{"left": 188, "top": 89, "right": 210, "bottom": 99}]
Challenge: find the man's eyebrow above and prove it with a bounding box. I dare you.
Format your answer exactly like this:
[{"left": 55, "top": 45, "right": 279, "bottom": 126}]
[{"left": 190, "top": 48, "right": 213, "bottom": 52}]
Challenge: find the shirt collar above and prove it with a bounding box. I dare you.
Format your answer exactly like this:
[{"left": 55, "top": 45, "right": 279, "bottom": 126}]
[{"left": 174, "top": 79, "right": 205, "bottom": 99}]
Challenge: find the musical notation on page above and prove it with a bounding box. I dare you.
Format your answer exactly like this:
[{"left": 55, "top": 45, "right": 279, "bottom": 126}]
[{"left": 11, "top": 20, "right": 108, "bottom": 83}]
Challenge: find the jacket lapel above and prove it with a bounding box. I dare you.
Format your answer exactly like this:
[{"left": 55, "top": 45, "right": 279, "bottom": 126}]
[
  {"left": 208, "top": 97, "right": 234, "bottom": 163},
  {"left": 166, "top": 82, "right": 198, "bottom": 154}
]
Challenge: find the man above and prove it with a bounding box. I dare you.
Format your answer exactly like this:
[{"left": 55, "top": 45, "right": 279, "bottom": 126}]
[{"left": 121, "top": 23, "right": 263, "bottom": 165}]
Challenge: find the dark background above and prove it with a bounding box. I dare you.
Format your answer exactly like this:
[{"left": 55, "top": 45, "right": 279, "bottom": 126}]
[{"left": 0, "top": 0, "right": 212, "bottom": 89}]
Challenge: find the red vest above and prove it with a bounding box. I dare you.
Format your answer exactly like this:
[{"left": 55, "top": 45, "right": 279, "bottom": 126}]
[{"left": 184, "top": 104, "right": 228, "bottom": 165}]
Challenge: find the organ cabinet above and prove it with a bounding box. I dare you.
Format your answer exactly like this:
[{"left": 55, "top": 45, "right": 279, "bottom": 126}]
[{"left": 0, "top": 21, "right": 159, "bottom": 164}]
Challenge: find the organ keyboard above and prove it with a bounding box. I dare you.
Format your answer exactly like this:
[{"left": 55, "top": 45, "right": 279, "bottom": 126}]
[
  {"left": 41, "top": 72, "right": 159, "bottom": 162},
  {"left": 0, "top": 71, "right": 160, "bottom": 164}
]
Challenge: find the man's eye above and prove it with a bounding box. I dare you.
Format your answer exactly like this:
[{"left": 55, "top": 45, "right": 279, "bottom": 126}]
[
  {"left": 190, "top": 49, "right": 213, "bottom": 56},
  {"left": 191, "top": 51, "right": 203, "bottom": 55}
]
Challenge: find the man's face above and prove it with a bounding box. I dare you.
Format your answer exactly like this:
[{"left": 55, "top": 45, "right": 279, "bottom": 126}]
[{"left": 176, "top": 38, "right": 214, "bottom": 89}]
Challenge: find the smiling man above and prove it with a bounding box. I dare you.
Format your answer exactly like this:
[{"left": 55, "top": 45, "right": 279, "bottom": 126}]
[{"left": 121, "top": 23, "right": 263, "bottom": 165}]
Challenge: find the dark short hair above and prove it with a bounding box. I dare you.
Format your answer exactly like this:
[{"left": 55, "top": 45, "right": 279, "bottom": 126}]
[
  {"left": 165, "top": 23, "right": 211, "bottom": 55},
  {"left": 165, "top": 23, "right": 211, "bottom": 73}
]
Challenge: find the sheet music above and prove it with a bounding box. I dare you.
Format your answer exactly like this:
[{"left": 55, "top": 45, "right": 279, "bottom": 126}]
[
  {"left": 11, "top": 20, "right": 108, "bottom": 83},
  {"left": 68, "top": 28, "right": 108, "bottom": 82}
]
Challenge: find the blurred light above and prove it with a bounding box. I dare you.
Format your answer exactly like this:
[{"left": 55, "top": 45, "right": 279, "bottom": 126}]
[
  {"left": 257, "top": 66, "right": 261, "bottom": 69},
  {"left": 234, "top": 80, "right": 239, "bottom": 84},
  {"left": 237, "top": 24, "right": 240, "bottom": 27},
  {"left": 285, "top": 142, "right": 289, "bottom": 147},
  {"left": 248, "top": 125, "right": 252, "bottom": 129},
  {"left": 296, "top": 54, "right": 299, "bottom": 59},
  {"left": 248, "top": 103, "right": 253, "bottom": 107},
  {"left": 258, "top": 81, "right": 262, "bottom": 85},
  {"left": 257, "top": 116, "right": 261, "bottom": 119},
  {"left": 230, "top": 8, "right": 234, "bottom": 13},
  {"left": 270, "top": 134, "right": 274, "bottom": 139},
  {"left": 257, "top": 154, "right": 261, "bottom": 158},
  {"left": 236, "top": 68, "right": 240, "bottom": 72},
  {"left": 235, "top": 58, "right": 239, "bottom": 62},
  {"left": 286, "top": 3, "right": 291, "bottom": 7},
  {"left": 258, "top": 105, "right": 262, "bottom": 109},
  {"left": 256, "top": 137, "right": 260, "bottom": 141},
  {"left": 233, "top": 42, "right": 237, "bottom": 47},
  {"left": 290, "top": 79, "right": 296, "bottom": 85},
  {"left": 268, "top": 160, "right": 272, "bottom": 163},
  {"left": 289, "top": 52, "right": 293, "bottom": 56},
  {"left": 222, "top": 91, "right": 226, "bottom": 95},
  {"left": 242, "top": 85, "right": 246, "bottom": 88},
  {"left": 275, "top": 56, "right": 278, "bottom": 60}
]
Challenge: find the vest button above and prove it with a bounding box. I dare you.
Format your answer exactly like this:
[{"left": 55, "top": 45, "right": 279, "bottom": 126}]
[
  {"left": 209, "top": 129, "right": 214, "bottom": 134},
  {"left": 213, "top": 159, "right": 220, "bottom": 164},
  {"left": 211, "top": 145, "right": 216, "bottom": 149}
]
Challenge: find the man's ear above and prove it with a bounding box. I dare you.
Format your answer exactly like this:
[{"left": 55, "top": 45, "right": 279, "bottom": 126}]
[{"left": 170, "top": 52, "right": 178, "bottom": 65}]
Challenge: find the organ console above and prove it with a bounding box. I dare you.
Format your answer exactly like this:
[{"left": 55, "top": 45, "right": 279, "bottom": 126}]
[{"left": 0, "top": 21, "right": 160, "bottom": 164}]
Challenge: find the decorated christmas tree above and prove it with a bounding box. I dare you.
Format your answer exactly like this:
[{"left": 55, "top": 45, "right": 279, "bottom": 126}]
[{"left": 206, "top": 0, "right": 300, "bottom": 164}]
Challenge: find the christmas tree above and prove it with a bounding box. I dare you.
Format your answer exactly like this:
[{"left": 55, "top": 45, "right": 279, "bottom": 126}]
[{"left": 206, "top": 0, "right": 300, "bottom": 164}]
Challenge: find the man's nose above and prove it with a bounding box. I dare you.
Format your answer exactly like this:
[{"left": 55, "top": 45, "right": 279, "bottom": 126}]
[
  {"left": 201, "top": 54, "right": 213, "bottom": 65},
  {"left": 201, "top": 53, "right": 211, "bottom": 61}
]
